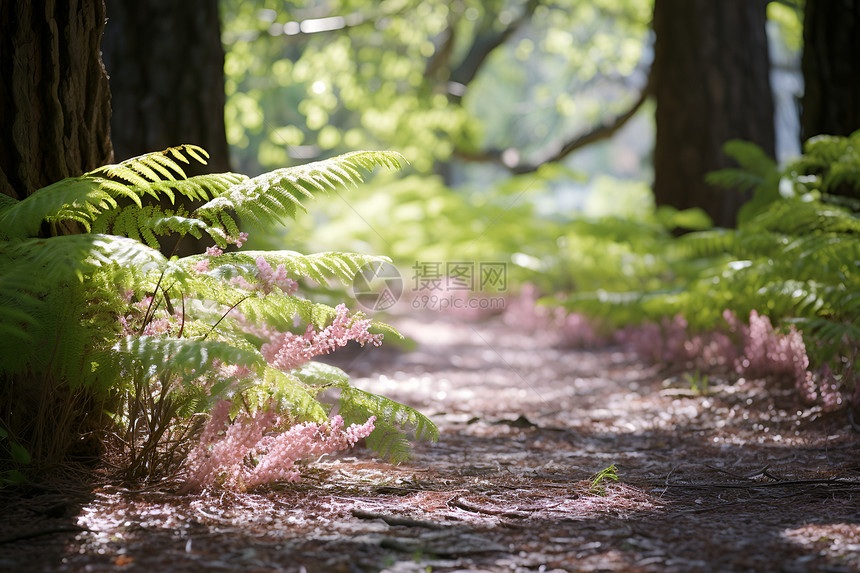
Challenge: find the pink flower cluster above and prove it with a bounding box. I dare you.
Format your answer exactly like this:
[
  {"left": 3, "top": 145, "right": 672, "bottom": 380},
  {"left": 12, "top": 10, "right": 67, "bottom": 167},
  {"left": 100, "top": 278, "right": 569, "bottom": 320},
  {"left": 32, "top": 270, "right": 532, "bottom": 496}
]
[
  {"left": 726, "top": 310, "right": 842, "bottom": 410},
  {"left": 616, "top": 308, "right": 846, "bottom": 411},
  {"left": 118, "top": 295, "right": 185, "bottom": 336},
  {"left": 261, "top": 304, "right": 383, "bottom": 372},
  {"left": 615, "top": 314, "right": 737, "bottom": 369},
  {"left": 503, "top": 284, "right": 605, "bottom": 348},
  {"left": 229, "top": 232, "right": 249, "bottom": 248},
  {"left": 182, "top": 400, "right": 375, "bottom": 492},
  {"left": 190, "top": 232, "right": 247, "bottom": 274},
  {"left": 230, "top": 256, "right": 299, "bottom": 295},
  {"left": 725, "top": 310, "right": 808, "bottom": 383}
]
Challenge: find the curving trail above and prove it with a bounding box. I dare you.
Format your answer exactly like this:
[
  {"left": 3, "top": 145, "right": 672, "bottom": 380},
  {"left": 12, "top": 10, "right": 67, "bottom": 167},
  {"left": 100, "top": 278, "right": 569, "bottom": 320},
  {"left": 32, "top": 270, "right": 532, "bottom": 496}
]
[{"left": 2, "top": 314, "right": 859, "bottom": 572}]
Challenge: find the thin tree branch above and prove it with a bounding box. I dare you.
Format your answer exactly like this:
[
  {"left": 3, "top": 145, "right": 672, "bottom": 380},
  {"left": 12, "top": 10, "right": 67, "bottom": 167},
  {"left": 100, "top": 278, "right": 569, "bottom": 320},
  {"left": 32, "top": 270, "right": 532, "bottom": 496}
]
[
  {"left": 455, "top": 71, "right": 652, "bottom": 174},
  {"left": 448, "top": 0, "right": 542, "bottom": 95},
  {"left": 424, "top": 26, "right": 456, "bottom": 80}
]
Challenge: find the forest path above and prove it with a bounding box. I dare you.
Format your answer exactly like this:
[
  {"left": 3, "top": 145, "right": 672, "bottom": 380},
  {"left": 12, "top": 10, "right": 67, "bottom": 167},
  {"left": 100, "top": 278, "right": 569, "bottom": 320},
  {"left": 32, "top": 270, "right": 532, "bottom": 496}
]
[{"left": 3, "top": 314, "right": 859, "bottom": 572}]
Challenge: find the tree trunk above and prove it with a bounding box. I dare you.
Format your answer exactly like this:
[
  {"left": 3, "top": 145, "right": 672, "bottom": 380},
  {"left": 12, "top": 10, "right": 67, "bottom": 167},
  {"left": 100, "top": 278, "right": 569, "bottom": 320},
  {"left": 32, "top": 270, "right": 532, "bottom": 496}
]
[
  {"left": 102, "top": 0, "right": 230, "bottom": 173},
  {"left": 800, "top": 0, "right": 860, "bottom": 141},
  {"left": 652, "top": 0, "right": 775, "bottom": 228},
  {"left": 0, "top": 0, "right": 113, "bottom": 200}
]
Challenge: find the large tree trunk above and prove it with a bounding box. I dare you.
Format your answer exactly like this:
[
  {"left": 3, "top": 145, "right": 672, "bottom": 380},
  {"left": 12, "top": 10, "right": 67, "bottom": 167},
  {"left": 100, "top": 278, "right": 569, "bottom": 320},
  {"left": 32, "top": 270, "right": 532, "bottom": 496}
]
[
  {"left": 0, "top": 0, "right": 113, "bottom": 200},
  {"left": 102, "top": 0, "right": 230, "bottom": 173},
  {"left": 800, "top": 0, "right": 860, "bottom": 141},
  {"left": 652, "top": 0, "right": 775, "bottom": 228}
]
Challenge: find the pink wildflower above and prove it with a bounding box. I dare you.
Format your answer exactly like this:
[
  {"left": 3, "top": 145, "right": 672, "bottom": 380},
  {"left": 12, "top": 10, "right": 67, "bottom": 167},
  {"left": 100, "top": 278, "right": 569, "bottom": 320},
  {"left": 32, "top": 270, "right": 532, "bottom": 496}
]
[
  {"left": 181, "top": 402, "right": 275, "bottom": 492},
  {"left": 228, "top": 256, "right": 299, "bottom": 295},
  {"left": 143, "top": 317, "right": 171, "bottom": 335},
  {"left": 736, "top": 310, "right": 810, "bottom": 390},
  {"left": 255, "top": 256, "right": 299, "bottom": 295},
  {"left": 206, "top": 246, "right": 224, "bottom": 257},
  {"left": 229, "top": 275, "right": 256, "bottom": 291},
  {"left": 191, "top": 259, "right": 210, "bottom": 273},
  {"left": 229, "top": 232, "right": 249, "bottom": 248},
  {"left": 244, "top": 415, "right": 376, "bottom": 488},
  {"left": 182, "top": 401, "right": 376, "bottom": 492},
  {"left": 261, "top": 304, "right": 383, "bottom": 373},
  {"left": 134, "top": 296, "right": 153, "bottom": 312},
  {"left": 219, "top": 363, "right": 253, "bottom": 380}
]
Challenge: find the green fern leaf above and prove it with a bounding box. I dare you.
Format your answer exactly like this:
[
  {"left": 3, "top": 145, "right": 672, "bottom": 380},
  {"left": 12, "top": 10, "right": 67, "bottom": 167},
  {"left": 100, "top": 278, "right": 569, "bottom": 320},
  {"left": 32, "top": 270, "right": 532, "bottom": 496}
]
[
  {"left": 339, "top": 386, "right": 437, "bottom": 462},
  {"left": 197, "top": 151, "right": 406, "bottom": 229},
  {"left": 114, "top": 336, "right": 264, "bottom": 385},
  {"left": 207, "top": 250, "right": 390, "bottom": 286},
  {"left": 249, "top": 366, "right": 330, "bottom": 423},
  {"left": 290, "top": 361, "right": 351, "bottom": 389}
]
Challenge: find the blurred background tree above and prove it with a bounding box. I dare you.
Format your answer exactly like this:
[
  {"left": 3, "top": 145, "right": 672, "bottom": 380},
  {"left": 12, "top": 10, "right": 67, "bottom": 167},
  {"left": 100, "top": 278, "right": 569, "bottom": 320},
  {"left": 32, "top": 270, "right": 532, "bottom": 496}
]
[
  {"left": 103, "top": 0, "right": 231, "bottom": 173},
  {"left": 0, "top": 1, "right": 113, "bottom": 202},
  {"left": 99, "top": 0, "right": 857, "bottom": 243},
  {"left": 103, "top": 0, "right": 232, "bottom": 254},
  {"left": 800, "top": 0, "right": 860, "bottom": 142},
  {"left": 652, "top": 0, "right": 774, "bottom": 228}
]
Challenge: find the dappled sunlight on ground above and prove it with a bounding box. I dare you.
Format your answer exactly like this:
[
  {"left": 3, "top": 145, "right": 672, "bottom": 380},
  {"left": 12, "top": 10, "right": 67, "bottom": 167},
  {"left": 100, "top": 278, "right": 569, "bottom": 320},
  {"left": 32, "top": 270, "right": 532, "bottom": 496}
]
[{"left": 2, "top": 314, "right": 858, "bottom": 572}]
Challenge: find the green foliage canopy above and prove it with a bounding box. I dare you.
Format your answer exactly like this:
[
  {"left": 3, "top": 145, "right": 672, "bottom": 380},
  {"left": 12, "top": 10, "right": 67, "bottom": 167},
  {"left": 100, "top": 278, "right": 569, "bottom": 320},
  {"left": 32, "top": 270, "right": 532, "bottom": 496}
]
[{"left": 220, "top": 0, "right": 652, "bottom": 175}]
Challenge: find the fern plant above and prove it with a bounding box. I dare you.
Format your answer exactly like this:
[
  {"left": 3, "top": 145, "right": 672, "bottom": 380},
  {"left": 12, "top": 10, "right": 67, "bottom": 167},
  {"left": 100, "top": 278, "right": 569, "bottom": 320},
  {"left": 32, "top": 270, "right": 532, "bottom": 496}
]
[
  {"left": 0, "top": 145, "right": 437, "bottom": 484},
  {"left": 558, "top": 133, "right": 860, "bottom": 413}
]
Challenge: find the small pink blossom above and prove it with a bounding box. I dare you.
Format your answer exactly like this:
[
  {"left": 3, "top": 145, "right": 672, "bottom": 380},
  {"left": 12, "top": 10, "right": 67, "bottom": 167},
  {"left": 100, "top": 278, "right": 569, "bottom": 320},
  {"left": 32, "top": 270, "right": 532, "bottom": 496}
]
[
  {"left": 229, "top": 275, "right": 256, "bottom": 290},
  {"left": 228, "top": 256, "right": 299, "bottom": 295},
  {"left": 219, "top": 363, "right": 253, "bottom": 380},
  {"left": 229, "top": 232, "right": 249, "bottom": 248},
  {"left": 143, "top": 317, "right": 172, "bottom": 335},
  {"left": 255, "top": 256, "right": 299, "bottom": 295},
  {"left": 181, "top": 400, "right": 375, "bottom": 492},
  {"left": 206, "top": 246, "right": 224, "bottom": 257},
  {"left": 261, "top": 304, "right": 383, "bottom": 373},
  {"left": 134, "top": 296, "right": 153, "bottom": 312},
  {"left": 191, "top": 259, "right": 210, "bottom": 273}
]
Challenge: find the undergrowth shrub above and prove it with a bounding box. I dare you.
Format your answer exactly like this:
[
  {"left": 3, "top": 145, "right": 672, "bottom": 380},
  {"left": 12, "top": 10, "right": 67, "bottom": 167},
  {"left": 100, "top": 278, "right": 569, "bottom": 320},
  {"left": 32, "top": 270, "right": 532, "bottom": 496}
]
[
  {"left": 0, "top": 146, "right": 437, "bottom": 488},
  {"left": 555, "top": 131, "right": 860, "bottom": 416}
]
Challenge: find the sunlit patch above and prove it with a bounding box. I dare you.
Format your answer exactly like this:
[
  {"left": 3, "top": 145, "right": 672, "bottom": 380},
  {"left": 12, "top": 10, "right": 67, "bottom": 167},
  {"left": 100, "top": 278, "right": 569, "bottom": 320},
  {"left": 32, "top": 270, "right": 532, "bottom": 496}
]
[{"left": 782, "top": 523, "right": 860, "bottom": 562}]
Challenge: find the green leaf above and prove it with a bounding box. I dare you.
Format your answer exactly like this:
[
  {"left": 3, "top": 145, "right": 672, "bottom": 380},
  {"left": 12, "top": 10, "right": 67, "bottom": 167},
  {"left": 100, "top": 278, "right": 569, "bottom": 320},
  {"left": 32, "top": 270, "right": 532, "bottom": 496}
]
[{"left": 10, "top": 442, "right": 31, "bottom": 465}]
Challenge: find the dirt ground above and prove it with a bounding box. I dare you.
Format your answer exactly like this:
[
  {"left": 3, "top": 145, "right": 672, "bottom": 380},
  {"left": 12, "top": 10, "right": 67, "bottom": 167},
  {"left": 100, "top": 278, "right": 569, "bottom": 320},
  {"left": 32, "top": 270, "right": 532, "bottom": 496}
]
[{"left": 2, "top": 313, "right": 859, "bottom": 572}]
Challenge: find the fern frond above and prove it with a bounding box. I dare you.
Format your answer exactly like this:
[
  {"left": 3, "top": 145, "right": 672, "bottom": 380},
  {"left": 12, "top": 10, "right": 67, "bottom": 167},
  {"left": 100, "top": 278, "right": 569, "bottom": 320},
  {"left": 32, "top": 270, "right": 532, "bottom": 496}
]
[
  {"left": 678, "top": 229, "right": 739, "bottom": 257},
  {"left": 0, "top": 177, "right": 120, "bottom": 238},
  {"left": 114, "top": 336, "right": 264, "bottom": 386},
  {"left": 721, "top": 139, "right": 778, "bottom": 175},
  {"left": 0, "top": 146, "right": 247, "bottom": 240},
  {"left": 705, "top": 168, "right": 764, "bottom": 193},
  {"left": 339, "top": 386, "right": 437, "bottom": 462},
  {"left": 251, "top": 366, "right": 330, "bottom": 423},
  {"left": 289, "top": 361, "right": 351, "bottom": 389},
  {"left": 0, "top": 235, "right": 164, "bottom": 293},
  {"left": 196, "top": 151, "right": 407, "bottom": 229},
  {"left": 203, "top": 250, "right": 389, "bottom": 286},
  {"left": 754, "top": 200, "right": 860, "bottom": 235},
  {"left": 93, "top": 144, "right": 209, "bottom": 185}
]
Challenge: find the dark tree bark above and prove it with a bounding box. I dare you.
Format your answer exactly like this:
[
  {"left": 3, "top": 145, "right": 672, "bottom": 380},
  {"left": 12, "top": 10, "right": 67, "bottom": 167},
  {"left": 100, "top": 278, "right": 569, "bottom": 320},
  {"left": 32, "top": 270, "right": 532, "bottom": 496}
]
[
  {"left": 800, "top": 0, "right": 860, "bottom": 141},
  {"left": 102, "top": 0, "right": 230, "bottom": 173},
  {"left": 0, "top": 0, "right": 113, "bottom": 200},
  {"left": 652, "top": 0, "right": 775, "bottom": 228}
]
